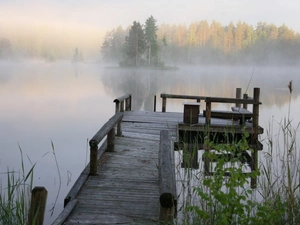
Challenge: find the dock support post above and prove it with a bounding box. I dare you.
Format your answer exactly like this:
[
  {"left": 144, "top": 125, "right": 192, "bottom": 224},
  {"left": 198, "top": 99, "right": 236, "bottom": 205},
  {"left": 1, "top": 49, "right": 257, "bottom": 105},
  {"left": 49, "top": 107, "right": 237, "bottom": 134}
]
[
  {"left": 125, "top": 95, "right": 131, "bottom": 111},
  {"left": 115, "top": 102, "right": 119, "bottom": 114},
  {"left": 90, "top": 142, "right": 98, "bottom": 175},
  {"left": 205, "top": 98, "right": 211, "bottom": 126},
  {"left": 162, "top": 97, "right": 167, "bottom": 112},
  {"left": 251, "top": 87, "right": 260, "bottom": 188},
  {"left": 107, "top": 127, "right": 115, "bottom": 152},
  {"left": 243, "top": 93, "right": 248, "bottom": 109},
  {"left": 154, "top": 95, "right": 156, "bottom": 112},
  {"left": 236, "top": 88, "right": 242, "bottom": 107},
  {"left": 28, "top": 186, "right": 47, "bottom": 225}
]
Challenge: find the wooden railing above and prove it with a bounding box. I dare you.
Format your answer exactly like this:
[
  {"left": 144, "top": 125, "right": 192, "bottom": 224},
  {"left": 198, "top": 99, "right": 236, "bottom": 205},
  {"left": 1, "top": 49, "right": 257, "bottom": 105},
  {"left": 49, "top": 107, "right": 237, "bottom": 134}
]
[
  {"left": 89, "top": 112, "right": 124, "bottom": 175},
  {"left": 53, "top": 94, "right": 131, "bottom": 225},
  {"left": 159, "top": 130, "right": 177, "bottom": 223},
  {"left": 113, "top": 94, "right": 131, "bottom": 136},
  {"left": 160, "top": 88, "right": 259, "bottom": 113},
  {"left": 160, "top": 93, "right": 204, "bottom": 112},
  {"left": 204, "top": 88, "right": 260, "bottom": 126}
]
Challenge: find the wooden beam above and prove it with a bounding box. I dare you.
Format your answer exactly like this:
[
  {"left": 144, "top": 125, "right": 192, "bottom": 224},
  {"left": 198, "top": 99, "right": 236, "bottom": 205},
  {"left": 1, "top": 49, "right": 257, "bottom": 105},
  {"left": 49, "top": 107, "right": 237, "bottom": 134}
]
[
  {"left": 236, "top": 88, "right": 242, "bottom": 107},
  {"left": 159, "top": 130, "right": 176, "bottom": 223},
  {"left": 90, "top": 112, "right": 123, "bottom": 146}
]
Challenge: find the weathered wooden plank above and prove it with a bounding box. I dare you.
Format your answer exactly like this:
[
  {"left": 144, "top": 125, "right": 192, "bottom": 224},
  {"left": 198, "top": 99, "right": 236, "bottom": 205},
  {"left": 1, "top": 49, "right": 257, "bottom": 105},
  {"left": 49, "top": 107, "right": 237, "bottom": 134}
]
[
  {"left": 64, "top": 141, "right": 107, "bottom": 207},
  {"left": 159, "top": 130, "right": 176, "bottom": 223},
  {"left": 61, "top": 105, "right": 264, "bottom": 224},
  {"left": 52, "top": 200, "right": 78, "bottom": 225}
]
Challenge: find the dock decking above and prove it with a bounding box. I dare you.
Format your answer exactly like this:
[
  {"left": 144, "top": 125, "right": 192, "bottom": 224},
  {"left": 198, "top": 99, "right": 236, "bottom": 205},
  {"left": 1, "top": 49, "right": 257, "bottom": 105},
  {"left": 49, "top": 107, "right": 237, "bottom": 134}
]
[
  {"left": 52, "top": 88, "right": 263, "bottom": 225},
  {"left": 58, "top": 111, "right": 181, "bottom": 225}
]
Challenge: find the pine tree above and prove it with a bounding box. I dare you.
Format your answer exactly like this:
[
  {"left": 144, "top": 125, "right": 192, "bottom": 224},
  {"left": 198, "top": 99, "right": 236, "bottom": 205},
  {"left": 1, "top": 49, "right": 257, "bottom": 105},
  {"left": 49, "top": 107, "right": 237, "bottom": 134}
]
[
  {"left": 121, "top": 21, "right": 145, "bottom": 66},
  {"left": 144, "top": 16, "right": 159, "bottom": 66}
]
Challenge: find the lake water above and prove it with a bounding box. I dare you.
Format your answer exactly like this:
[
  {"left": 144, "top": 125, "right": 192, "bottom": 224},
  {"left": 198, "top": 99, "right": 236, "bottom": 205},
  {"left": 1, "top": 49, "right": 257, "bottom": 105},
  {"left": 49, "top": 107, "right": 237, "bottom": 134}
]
[{"left": 0, "top": 61, "right": 299, "bottom": 224}]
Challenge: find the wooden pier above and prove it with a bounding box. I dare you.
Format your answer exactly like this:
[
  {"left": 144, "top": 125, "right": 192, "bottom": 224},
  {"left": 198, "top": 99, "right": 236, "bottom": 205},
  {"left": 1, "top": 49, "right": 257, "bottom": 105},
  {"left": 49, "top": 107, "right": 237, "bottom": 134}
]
[{"left": 52, "top": 87, "right": 263, "bottom": 225}]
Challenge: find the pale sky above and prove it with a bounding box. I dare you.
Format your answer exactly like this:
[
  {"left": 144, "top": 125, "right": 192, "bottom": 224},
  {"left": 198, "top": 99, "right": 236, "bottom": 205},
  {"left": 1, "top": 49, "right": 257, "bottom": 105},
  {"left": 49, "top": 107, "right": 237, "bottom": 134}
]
[{"left": 1, "top": 0, "right": 300, "bottom": 32}]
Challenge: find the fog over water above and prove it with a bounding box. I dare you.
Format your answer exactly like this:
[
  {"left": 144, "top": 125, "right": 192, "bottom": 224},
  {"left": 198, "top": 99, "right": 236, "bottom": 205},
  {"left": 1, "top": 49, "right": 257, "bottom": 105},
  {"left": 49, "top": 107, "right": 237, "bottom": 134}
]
[{"left": 0, "top": 61, "right": 299, "bottom": 224}]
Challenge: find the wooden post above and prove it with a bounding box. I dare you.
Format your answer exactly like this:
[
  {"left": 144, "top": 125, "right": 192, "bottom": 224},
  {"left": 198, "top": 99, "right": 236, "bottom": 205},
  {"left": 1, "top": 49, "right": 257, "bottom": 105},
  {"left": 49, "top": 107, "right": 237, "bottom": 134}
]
[
  {"left": 107, "top": 127, "right": 115, "bottom": 152},
  {"left": 28, "top": 186, "right": 47, "bottom": 225},
  {"left": 115, "top": 102, "right": 120, "bottom": 114},
  {"left": 120, "top": 101, "right": 124, "bottom": 112},
  {"left": 205, "top": 98, "right": 211, "bottom": 126},
  {"left": 243, "top": 93, "right": 248, "bottom": 109},
  {"left": 154, "top": 95, "right": 156, "bottom": 112},
  {"left": 162, "top": 97, "right": 167, "bottom": 112},
  {"left": 236, "top": 88, "right": 242, "bottom": 107},
  {"left": 125, "top": 96, "right": 131, "bottom": 111},
  {"left": 159, "top": 130, "right": 176, "bottom": 223},
  {"left": 251, "top": 87, "right": 260, "bottom": 188},
  {"left": 89, "top": 141, "right": 98, "bottom": 175}
]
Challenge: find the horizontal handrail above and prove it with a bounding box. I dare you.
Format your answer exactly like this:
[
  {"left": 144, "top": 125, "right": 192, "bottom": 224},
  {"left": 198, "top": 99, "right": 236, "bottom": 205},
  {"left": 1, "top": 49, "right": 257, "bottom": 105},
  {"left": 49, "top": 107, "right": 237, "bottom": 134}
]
[
  {"left": 205, "top": 97, "right": 261, "bottom": 104},
  {"left": 113, "top": 93, "right": 131, "bottom": 103},
  {"left": 160, "top": 93, "right": 206, "bottom": 101},
  {"left": 160, "top": 88, "right": 260, "bottom": 113},
  {"left": 90, "top": 112, "right": 123, "bottom": 146},
  {"left": 113, "top": 94, "right": 131, "bottom": 113}
]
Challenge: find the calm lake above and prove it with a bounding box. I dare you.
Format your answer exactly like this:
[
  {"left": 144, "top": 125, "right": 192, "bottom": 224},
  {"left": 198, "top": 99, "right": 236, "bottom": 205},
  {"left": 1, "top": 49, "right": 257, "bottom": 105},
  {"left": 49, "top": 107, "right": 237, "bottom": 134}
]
[{"left": 0, "top": 61, "right": 299, "bottom": 224}]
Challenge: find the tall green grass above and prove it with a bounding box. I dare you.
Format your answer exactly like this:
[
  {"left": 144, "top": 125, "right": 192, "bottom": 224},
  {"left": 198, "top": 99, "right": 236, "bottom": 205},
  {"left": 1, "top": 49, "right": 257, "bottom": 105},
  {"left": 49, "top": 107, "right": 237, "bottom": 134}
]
[
  {"left": 0, "top": 147, "right": 35, "bottom": 225},
  {"left": 176, "top": 118, "right": 300, "bottom": 224}
]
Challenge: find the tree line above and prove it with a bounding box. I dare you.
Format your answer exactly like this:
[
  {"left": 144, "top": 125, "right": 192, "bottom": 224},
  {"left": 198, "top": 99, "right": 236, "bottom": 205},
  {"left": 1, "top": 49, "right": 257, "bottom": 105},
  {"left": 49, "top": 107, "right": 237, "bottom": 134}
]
[{"left": 101, "top": 19, "right": 300, "bottom": 66}]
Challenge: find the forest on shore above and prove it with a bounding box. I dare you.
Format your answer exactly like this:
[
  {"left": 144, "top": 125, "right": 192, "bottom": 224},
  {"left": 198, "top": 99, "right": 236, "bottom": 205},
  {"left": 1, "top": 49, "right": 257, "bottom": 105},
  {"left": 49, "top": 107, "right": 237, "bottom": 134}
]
[
  {"left": 1, "top": 16, "right": 300, "bottom": 66},
  {"left": 101, "top": 17, "right": 300, "bottom": 66}
]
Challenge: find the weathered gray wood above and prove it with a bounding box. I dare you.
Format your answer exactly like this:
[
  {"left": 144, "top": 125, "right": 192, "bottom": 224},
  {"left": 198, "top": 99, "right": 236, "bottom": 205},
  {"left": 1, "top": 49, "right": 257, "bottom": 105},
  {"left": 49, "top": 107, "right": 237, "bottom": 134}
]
[
  {"left": 113, "top": 94, "right": 131, "bottom": 112},
  {"left": 107, "top": 127, "right": 115, "bottom": 152},
  {"left": 28, "top": 186, "right": 47, "bottom": 225},
  {"left": 159, "top": 130, "right": 176, "bottom": 223},
  {"left": 58, "top": 105, "right": 263, "bottom": 224},
  {"left": 243, "top": 93, "right": 248, "bottom": 109},
  {"left": 203, "top": 109, "right": 253, "bottom": 124},
  {"left": 236, "top": 88, "right": 242, "bottom": 107},
  {"left": 205, "top": 96, "right": 261, "bottom": 104},
  {"left": 251, "top": 87, "right": 260, "bottom": 188},
  {"left": 162, "top": 97, "right": 167, "bottom": 112},
  {"left": 160, "top": 93, "right": 206, "bottom": 101},
  {"left": 205, "top": 98, "right": 211, "bottom": 126},
  {"left": 89, "top": 112, "right": 123, "bottom": 175},
  {"left": 113, "top": 93, "right": 131, "bottom": 104},
  {"left": 52, "top": 200, "right": 78, "bottom": 225},
  {"left": 178, "top": 122, "right": 264, "bottom": 134},
  {"left": 64, "top": 141, "right": 107, "bottom": 206},
  {"left": 125, "top": 95, "right": 131, "bottom": 111},
  {"left": 90, "top": 112, "right": 123, "bottom": 146}
]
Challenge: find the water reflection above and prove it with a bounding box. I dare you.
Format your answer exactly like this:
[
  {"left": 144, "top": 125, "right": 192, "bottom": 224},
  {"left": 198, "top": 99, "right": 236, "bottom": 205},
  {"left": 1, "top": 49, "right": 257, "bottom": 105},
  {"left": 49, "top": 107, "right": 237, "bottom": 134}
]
[
  {"left": 0, "top": 62, "right": 299, "bottom": 224},
  {"left": 100, "top": 65, "right": 300, "bottom": 111}
]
